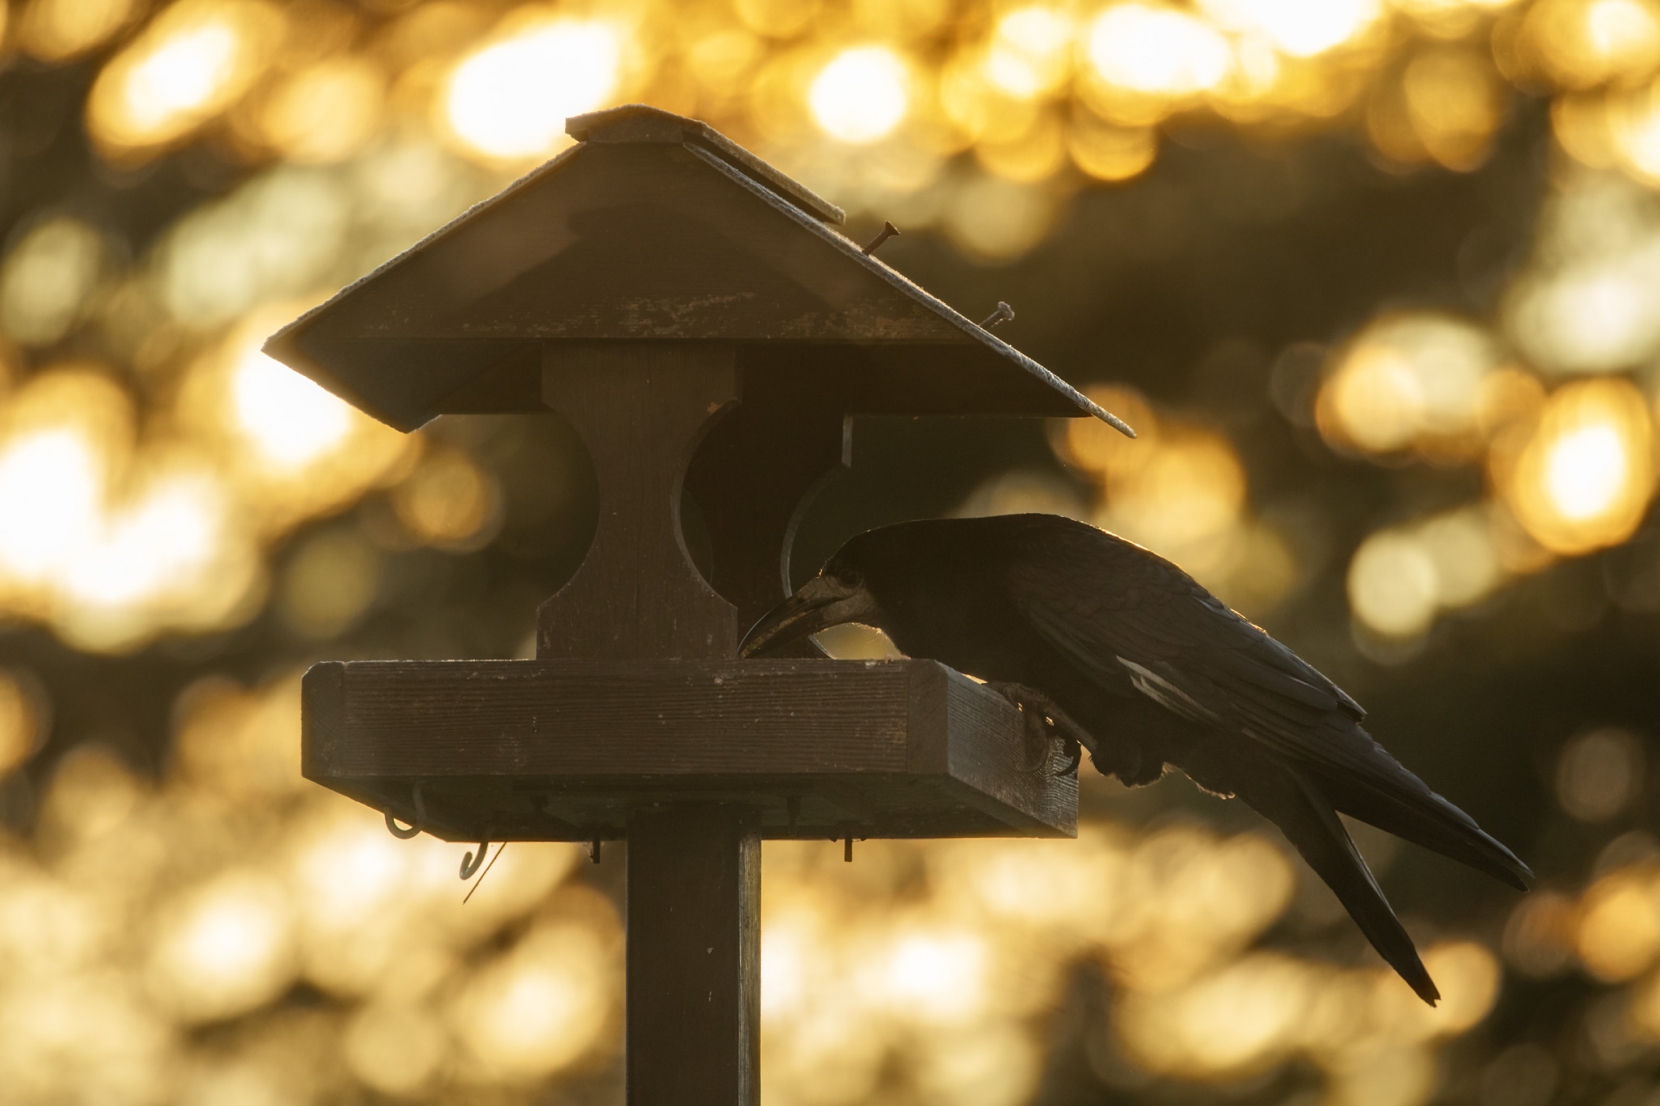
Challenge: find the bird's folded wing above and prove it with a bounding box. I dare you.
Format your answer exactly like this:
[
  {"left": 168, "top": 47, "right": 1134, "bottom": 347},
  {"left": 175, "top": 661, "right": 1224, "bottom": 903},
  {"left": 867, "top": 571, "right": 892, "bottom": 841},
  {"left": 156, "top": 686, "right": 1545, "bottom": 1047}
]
[
  {"left": 1000, "top": 526, "right": 1359, "bottom": 730},
  {"left": 1002, "top": 528, "right": 1532, "bottom": 889}
]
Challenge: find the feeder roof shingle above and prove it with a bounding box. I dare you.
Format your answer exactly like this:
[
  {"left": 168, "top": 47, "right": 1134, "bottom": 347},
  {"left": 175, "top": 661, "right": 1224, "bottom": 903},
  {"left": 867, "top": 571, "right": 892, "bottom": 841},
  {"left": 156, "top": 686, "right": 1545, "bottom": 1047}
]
[{"left": 265, "top": 105, "right": 1130, "bottom": 435}]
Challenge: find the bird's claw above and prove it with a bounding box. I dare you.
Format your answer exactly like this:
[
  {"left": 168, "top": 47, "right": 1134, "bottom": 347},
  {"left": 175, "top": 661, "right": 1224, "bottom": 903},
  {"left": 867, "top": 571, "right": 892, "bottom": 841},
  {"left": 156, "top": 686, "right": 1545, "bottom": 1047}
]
[
  {"left": 1055, "top": 737, "right": 1082, "bottom": 777},
  {"left": 988, "top": 681, "right": 1092, "bottom": 777}
]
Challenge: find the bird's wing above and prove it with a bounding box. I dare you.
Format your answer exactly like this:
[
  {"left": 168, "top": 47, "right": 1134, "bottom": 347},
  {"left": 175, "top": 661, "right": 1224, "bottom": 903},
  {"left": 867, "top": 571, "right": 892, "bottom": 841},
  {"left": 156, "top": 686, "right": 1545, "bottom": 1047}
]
[
  {"left": 999, "top": 521, "right": 1360, "bottom": 735},
  {"left": 1001, "top": 519, "right": 1532, "bottom": 890}
]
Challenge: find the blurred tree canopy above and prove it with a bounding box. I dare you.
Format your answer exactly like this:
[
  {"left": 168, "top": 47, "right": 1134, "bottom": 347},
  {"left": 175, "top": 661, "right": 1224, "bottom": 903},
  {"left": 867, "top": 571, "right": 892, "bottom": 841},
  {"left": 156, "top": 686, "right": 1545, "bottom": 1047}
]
[{"left": 1, "top": 0, "right": 1660, "bottom": 1104}]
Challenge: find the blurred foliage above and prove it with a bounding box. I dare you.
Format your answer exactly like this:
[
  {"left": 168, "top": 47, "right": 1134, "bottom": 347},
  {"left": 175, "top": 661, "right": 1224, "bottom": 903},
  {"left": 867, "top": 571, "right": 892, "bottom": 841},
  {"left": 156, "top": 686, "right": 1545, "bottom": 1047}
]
[{"left": 3, "top": 0, "right": 1660, "bottom": 1103}]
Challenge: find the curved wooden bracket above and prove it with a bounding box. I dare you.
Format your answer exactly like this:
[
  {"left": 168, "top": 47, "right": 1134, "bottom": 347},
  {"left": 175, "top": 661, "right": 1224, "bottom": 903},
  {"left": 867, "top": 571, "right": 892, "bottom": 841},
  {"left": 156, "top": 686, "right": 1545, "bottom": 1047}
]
[
  {"left": 537, "top": 343, "right": 739, "bottom": 660},
  {"left": 684, "top": 361, "right": 850, "bottom": 640}
]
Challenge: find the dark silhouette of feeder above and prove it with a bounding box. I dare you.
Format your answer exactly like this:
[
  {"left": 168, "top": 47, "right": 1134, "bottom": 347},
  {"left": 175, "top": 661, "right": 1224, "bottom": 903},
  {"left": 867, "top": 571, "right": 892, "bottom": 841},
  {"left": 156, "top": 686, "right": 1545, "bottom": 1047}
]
[{"left": 266, "top": 105, "right": 1127, "bottom": 1106}]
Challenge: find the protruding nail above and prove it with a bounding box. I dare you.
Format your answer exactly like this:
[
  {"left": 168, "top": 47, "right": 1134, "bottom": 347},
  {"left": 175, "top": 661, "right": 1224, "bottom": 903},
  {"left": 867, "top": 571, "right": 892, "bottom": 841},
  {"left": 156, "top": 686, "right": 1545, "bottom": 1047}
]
[
  {"left": 862, "top": 221, "right": 900, "bottom": 255},
  {"left": 979, "top": 301, "right": 1015, "bottom": 329}
]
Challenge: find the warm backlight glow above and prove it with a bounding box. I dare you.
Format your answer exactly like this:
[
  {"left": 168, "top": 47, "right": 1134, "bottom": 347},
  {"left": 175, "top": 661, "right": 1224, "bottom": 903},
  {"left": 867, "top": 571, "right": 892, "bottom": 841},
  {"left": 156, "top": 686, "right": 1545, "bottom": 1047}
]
[
  {"left": 1403, "top": 48, "right": 1504, "bottom": 171},
  {"left": 59, "top": 469, "right": 228, "bottom": 630},
  {"left": 392, "top": 448, "right": 501, "bottom": 550},
  {"left": 0, "top": 217, "right": 105, "bottom": 347},
  {"left": 0, "top": 367, "right": 266, "bottom": 650},
  {"left": 149, "top": 871, "right": 295, "bottom": 1022},
  {"left": 1319, "top": 313, "right": 1500, "bottom": 457},
  {"left": 1504, "top": 377, "right": 1655, "bottom": 554},
  {"left": 985, "top": 8, "right": 1074, "bottom": 98},
  {"left": 444, "top": 19, "right": 621, "bottom": 161},
  {"left": 454, "top": 924, "right": 612, "bottom": 1078},
  {"left": 18, "top": 0, "right": 138, "bottom": 61},
  {"left": 0, "top": 671, "right": 40, "bottom": 777},
  {"left": 1544, "top": 423, "right": 1628, "bottom": 520},
  {"left": 878, "top": 931, "right": 986, "bottom": 1021},
  {"left": 1068, "top": 117, "right": 1158, "bottom": 180},
  {"left": 0, "top": 429, "right": 103, "bottom": 586},
  {"left": 810, "top": 48, "right": 910, "bottom": 144},
  {"left": 1522, "top": 0, "right": 1660, "bottom": 90},
  {"left": 1346, "top": 504, "right": 1509, "bottom": 640},
  {"left": 1199, "top": 0, "right": 1380, "bottom": 57},
  {"left": 1097, "top": 425, "right": 1246, "bottom": 550},
  {"left": 1556, "top": 726, "right": 1645, "bottom": 822},
  {"left": 86, "top": 0, "right": 280, "bottom": 155},
  {"left": 1575, "top": 868, "right": 1660, "bottom": 981},
  {"left": 259, "top": 58, "right": 387, "bottom": 165},
  {"left": 1086, "top": 4, "right": 1231, "bottom": 97},
  {"left": 232, "top": 351, "right": 353, "bottom": 470},
  {"left": 1119, "top": 955, "right": 1310, "bottom": 1076},
  {"left": 1348, "top": 529, "right": 1440, "bottom": 639}
]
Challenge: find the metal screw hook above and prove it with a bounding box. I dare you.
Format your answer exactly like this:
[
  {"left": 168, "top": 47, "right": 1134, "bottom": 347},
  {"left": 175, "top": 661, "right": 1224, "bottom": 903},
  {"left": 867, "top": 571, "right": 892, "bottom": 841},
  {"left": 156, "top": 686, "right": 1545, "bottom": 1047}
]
[
  {"left": 978, "top": 301, "right": 1015, "bottom": 329},
  {"left": 588, "top": 838, "right": 602, "bottom": 864},
  {"left": 861, "top": 220, "right": 900, "bottom": 255},
  {"left": 460, "top": 840, "right": 491, "bottom": 880},
  {"left": 385, "top": 784, "right": 426, "bottom": 840}
]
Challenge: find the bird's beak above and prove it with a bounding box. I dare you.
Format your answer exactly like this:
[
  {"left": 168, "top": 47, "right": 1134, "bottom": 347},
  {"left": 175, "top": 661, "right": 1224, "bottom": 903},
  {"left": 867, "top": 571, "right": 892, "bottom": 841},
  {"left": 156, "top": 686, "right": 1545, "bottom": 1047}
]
[{"left": 739, "top": 575, "right": 868, "bottom": 657}]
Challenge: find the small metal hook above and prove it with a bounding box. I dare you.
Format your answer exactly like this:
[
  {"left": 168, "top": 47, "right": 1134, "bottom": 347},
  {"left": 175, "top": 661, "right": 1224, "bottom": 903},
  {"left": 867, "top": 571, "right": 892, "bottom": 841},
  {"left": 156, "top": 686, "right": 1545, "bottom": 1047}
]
[
  {"left": 462, "top": 843, "right": 507, "bottom": 905},
  {"left": 978, "top": 301, "right": 1015, "bottom": 329},
  {"left": 588, "top": 838, "right": 602, "bottom": 864},
  {"left": 385, "top": 784, "right": 425, "bottom": 840},
  {"left": 861, "top": 220, "right": 900, "bottom": 255},
  {"left": 460, "top": 840, "right": 490, "bottom": 880}
]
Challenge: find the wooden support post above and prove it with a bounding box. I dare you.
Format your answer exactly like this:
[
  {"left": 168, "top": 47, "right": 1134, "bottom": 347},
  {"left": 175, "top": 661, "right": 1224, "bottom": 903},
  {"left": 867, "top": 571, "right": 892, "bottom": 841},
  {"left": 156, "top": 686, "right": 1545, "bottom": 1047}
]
[
  {"left": 274, "top": 106, "right": 1091, "bottom": 1106},
  {"left": 538, "top": 343, "right": 739, "bottom": 661},
  {"left": 627, "top": 804, "right": 760, "bottom": 1106},
  {"left": 539, "top": 345, "right": 760, "bottom": 1101}
]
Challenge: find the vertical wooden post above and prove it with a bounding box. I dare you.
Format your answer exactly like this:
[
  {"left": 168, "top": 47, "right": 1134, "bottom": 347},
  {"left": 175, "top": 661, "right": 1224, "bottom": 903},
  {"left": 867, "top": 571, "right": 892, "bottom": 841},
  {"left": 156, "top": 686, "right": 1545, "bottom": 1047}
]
[
  {"left": 627, "top": 804, "right": 761, "bottom": 1106},
  {"left": 539, "top": 344, "right": 758, "bottom": 1103},
  {"left": 538, "top": 343, "right": 739, "bottom": 660}
]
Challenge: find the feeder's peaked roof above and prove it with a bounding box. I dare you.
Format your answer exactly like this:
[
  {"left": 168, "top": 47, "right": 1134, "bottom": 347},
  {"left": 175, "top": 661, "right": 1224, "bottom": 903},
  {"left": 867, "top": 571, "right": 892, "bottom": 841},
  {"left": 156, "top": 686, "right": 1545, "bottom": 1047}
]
[{"left": 265, "top": 105, "right": 1130, "bottom": 434}]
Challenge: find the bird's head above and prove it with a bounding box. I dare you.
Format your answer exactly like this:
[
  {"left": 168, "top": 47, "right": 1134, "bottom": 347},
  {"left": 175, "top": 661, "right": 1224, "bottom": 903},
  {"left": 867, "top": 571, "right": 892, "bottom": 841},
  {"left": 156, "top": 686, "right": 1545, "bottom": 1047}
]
[{"left": 739, "top": 544, "right": 886, "bottom": 658}]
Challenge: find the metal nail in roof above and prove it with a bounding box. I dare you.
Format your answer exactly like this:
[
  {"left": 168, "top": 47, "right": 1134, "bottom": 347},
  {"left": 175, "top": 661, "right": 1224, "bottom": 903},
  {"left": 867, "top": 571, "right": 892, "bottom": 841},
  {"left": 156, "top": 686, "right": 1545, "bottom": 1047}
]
[{"left": 264, "top": 104, "right": 1132, "bottom": 437}]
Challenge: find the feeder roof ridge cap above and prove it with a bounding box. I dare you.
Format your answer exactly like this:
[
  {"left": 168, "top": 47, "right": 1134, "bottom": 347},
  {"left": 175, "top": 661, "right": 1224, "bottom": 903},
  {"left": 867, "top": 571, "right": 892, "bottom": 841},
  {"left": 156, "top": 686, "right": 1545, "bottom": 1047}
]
[{"left": 566, "top": 104, "right": 845, "bottom": 226}]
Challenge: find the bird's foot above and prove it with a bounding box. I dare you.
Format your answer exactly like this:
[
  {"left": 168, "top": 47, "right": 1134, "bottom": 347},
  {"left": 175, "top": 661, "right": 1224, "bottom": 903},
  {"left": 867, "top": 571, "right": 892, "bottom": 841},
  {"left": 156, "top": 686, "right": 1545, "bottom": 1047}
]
[{"left": 987, "top": 682, "right": 1093, "bottom": 777}]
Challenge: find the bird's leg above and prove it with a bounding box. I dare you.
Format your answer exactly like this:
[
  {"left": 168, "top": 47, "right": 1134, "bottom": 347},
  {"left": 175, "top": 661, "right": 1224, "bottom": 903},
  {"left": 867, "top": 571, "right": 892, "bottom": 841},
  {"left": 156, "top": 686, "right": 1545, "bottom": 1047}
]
[{"left": 986, "top": 682, "right": 1093, "bottom": 776}]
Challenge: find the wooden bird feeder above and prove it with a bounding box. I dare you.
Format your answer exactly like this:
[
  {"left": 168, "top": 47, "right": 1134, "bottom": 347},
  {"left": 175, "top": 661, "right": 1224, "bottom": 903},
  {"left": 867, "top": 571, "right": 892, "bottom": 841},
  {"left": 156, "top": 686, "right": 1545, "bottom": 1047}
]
[{"left": 266, "top": 105, "right": 1121, "bottom": 1105}]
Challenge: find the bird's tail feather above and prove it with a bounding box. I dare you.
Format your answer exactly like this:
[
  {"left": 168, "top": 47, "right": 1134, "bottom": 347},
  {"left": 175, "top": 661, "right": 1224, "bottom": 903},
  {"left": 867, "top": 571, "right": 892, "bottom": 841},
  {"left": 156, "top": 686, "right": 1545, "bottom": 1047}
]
[
  {"left": 1201, "top": 743, "right": 1440, "bottom": 1005},
  {"left": 1304, "top": 721, "right": 1533, "bottom": 892},
  {"left": 1316, "top": 767, "right": 1532, "bottom": 892}
]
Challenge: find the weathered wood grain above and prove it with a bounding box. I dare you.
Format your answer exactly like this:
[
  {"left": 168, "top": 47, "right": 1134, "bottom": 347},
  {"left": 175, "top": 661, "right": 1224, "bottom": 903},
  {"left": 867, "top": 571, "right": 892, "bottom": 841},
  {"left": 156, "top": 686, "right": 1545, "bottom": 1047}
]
[
  {"left": 627, "top": 804, "right": 760, "bottom": 1106},
  {"left": 301, "top": 658, "right": 1077, "bottom": 843},
  {"left": 537, "top": 343, "right": 739, "bottom": 660}
]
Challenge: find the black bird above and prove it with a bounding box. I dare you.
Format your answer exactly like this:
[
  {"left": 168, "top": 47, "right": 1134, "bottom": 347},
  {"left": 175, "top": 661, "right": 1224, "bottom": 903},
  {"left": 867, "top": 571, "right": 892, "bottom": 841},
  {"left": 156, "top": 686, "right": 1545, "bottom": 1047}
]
[{"left": 740, "top": 513, "right": 1531, "bottom": 1005}]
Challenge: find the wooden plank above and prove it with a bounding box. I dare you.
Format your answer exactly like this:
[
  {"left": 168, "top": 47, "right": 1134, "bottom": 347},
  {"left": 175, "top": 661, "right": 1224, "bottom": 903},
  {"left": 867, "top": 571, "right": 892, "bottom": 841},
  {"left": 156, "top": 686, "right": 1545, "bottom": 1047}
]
[
  {"left": 627, "top": 804, "right": 760, "bottom": 1106},
  {"left": 537, "top": 344, "right": 739, "bottom": 660},
  {"left": 301, "top": 658, "right": 1077, "bottom": 842}
]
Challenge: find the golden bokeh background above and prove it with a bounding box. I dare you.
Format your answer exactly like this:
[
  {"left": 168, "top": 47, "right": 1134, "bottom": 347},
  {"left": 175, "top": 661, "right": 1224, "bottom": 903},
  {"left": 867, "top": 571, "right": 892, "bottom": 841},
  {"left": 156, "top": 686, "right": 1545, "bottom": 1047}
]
[{"left": 3, "top": 0, "right": 1660, "bottom": 1102}]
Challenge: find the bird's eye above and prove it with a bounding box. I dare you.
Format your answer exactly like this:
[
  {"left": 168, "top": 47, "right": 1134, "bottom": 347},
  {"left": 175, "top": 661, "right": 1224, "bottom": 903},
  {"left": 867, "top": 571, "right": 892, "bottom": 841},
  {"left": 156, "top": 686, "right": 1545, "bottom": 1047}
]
[{"left": 833, "top": 566, "right": 863, "bottom": 589}]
